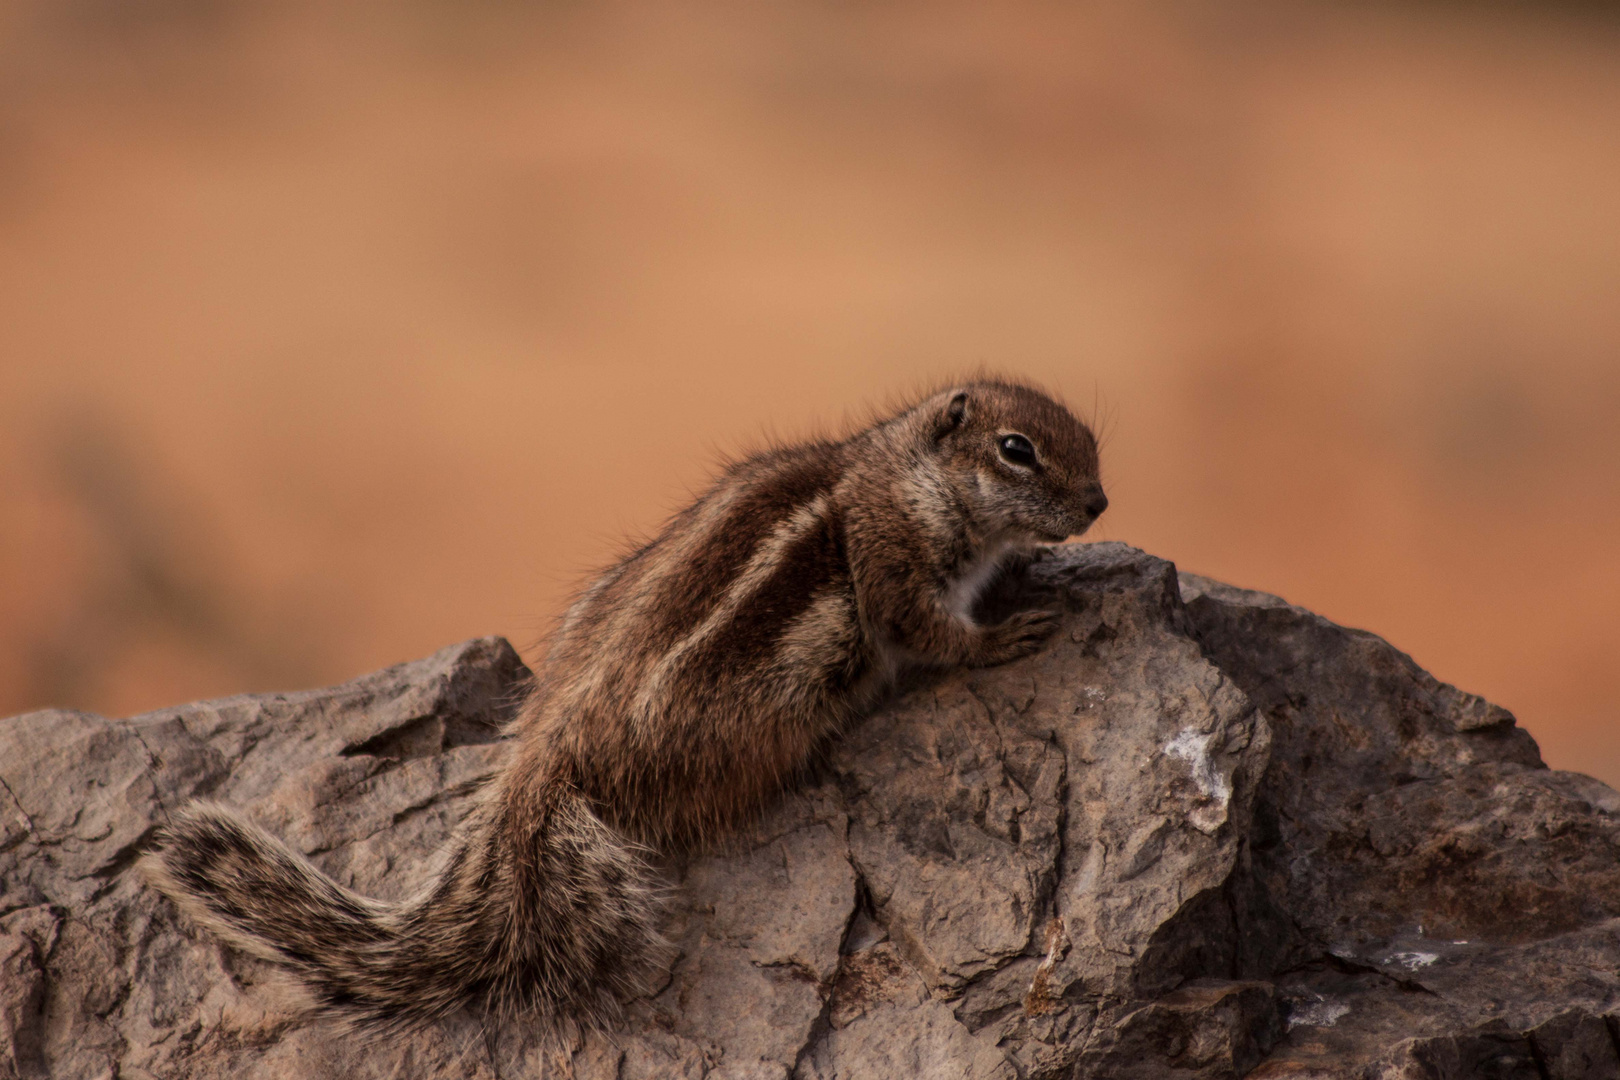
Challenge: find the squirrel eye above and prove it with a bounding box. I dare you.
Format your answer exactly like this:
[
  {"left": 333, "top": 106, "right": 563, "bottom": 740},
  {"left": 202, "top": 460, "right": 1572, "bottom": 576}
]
[{"left": 998, "top": 433, "right": 1037, "bottom": 467}]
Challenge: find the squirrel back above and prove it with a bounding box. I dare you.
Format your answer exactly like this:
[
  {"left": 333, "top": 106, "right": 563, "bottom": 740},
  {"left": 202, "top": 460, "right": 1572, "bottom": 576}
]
[{"left": 143, "top": 379, "right": 1107, "bottom": 1031}]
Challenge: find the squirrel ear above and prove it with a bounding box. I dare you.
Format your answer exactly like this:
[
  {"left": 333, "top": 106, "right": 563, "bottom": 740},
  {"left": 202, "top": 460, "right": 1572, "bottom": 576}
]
[{"left": 934, "top": 391, "right": 969, "bottom": 440}]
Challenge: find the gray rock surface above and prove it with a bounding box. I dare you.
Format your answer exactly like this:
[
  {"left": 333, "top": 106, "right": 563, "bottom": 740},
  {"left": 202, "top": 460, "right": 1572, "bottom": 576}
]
[{"left": 2, "top": 542, "right": 1617, "bottom": 1078}]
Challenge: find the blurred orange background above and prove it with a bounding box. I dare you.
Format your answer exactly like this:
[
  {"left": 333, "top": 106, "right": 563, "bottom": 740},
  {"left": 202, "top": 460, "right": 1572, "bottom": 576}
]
[{"left": 1, "top": 2, "right": 1616, "bottom": 785}]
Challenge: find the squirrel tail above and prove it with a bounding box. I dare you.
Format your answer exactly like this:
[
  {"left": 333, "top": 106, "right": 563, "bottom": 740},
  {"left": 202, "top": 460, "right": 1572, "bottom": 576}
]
[{"left": 141, "top": 790, "right": 668, "bottom": 1031}]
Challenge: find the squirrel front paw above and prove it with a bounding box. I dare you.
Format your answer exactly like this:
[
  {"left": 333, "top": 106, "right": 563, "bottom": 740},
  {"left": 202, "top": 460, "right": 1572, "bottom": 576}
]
[{"left": 976, "top": 608, "right": 1060, "bottom": 665}]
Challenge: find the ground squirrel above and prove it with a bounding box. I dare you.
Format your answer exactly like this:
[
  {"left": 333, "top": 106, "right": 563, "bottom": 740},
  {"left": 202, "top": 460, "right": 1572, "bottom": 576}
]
[{"left": 143, "top": 379, "right": 1108, "bottom": 1034}]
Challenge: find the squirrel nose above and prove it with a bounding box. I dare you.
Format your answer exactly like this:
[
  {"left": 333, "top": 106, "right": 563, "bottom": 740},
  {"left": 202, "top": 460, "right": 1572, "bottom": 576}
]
[{"left": 1083, "top": 488, "right": 1109, "bottom": 519}]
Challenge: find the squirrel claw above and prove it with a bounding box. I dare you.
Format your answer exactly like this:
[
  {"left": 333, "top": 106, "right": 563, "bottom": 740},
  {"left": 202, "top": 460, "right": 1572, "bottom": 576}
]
[{"left": 978, "top": 608, "right": 1061, "bottom": 665}]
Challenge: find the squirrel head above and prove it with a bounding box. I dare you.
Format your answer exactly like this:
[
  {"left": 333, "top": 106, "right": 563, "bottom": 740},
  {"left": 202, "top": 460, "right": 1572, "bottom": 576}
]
[{"left": 925, "top": 381, "right": 1107, "bottom": 544}]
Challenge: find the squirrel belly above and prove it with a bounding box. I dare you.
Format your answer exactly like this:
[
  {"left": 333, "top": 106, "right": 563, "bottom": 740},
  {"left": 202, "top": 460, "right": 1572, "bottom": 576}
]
[{"left": 142, "top": 379, "right": 1107, "bottom": 1032}]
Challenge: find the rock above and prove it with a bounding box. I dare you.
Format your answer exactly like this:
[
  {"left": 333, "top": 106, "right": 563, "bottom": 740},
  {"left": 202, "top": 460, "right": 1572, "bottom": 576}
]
[{"left": 1, "top": 542, "right": 1617, "bottom": 1079}]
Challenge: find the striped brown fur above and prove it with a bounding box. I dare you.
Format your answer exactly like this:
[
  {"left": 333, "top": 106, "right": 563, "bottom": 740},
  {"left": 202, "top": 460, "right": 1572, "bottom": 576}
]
[{"left": 142, "top": 380, "right": 1108, "bottom": 1034}]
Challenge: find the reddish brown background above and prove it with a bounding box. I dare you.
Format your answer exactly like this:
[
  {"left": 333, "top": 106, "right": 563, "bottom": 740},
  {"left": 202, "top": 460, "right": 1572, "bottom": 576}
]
[{"left": 2, "top": 2, "right": 1617, "bottom": 784}]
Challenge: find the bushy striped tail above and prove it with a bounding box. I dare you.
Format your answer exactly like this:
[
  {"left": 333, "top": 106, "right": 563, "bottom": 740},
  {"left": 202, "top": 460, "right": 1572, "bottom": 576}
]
[{"left": 141, "top": 790, "right": 669, "bottom": 1032}]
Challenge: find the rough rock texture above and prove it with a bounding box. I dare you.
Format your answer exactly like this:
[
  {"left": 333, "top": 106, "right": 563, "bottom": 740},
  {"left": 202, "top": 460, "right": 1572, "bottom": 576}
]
[{"left": 3, "top": 542, "right": 1618, "bottom": 1079}]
